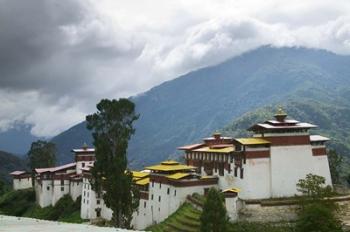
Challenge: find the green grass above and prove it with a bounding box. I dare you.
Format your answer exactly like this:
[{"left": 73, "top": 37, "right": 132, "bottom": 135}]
[
  {"left": 0, "top": 189, "right": 86, "bottom": 224},
  {"left": 146, "top": 202, "right": 201, "bottom": 232}
]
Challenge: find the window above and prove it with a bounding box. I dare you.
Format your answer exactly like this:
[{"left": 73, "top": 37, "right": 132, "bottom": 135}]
[
  {"left": 61, "top": 186, "right": 64, "bottom": 191},
  {"left": 152, "top": 181, "right": 154, "bottom": 187},
  {"left": 167, "top": 188, "right": 170, "bottom": 195},
  {"left": 174, "top": 190, "right": 176, "bottom": 196},
  {"left": 240, "top": 168, "right": 244, "bottom": 179},
  {"left": 144, "top": 202, "right": 146, "bottom": 208},
  {"left": 47, "top": 186, "right": 50, "bottom": 191},
  {"left": 84, "top": 191, "right": 86, "bottom": 196},
  {"left": 82, "top": 163, "right": 85, "bottom": 167},
  {"left": 83, "top": 199, "right": 85, "bottom": 203},
  {"left": 159, "top": 182, "right": 162, "bottom": 189},
  {"left": 97, "top": 200, "right": 100, "bottom": 205},
  {"left": 87, "top": 200, "right": 89, "bottom": 204},
  {"left": 61, "top": 179, "right": 64, "bottom": 186},
  {"left": 234, "top": 167, "right": 237, "bottom": 177},
  {"left": 151, "top": 194, "right": 154, "bottom": 200},
  {"left": 158, "top": 196, "right": 161, "bottom": 202}
]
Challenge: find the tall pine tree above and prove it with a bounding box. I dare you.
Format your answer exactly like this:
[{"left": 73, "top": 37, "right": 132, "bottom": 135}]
[
  {"left": 86, "top": 98, "right": 139, "bottom": 228},
  {"left": 27, "top": 140, "right": 56, "bottom": 169},
  {"left": 200, "top": 188, "right": 229, "bottom": 232}
]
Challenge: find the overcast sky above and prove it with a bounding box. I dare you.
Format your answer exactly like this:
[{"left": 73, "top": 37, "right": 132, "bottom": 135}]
[{"left": 0, "top": 0, "right": 350, "bottom": 137}]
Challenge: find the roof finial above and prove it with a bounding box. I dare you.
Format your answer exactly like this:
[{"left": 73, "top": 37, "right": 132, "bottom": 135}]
[
  {"left": 213, "top": 131, "right": 221, "bottom": 140},
  {"left": 274, "top": 106, "right": 287, "bottom": 122},
  {"left": 82, "top": 142, "right": 88, "bottom": 150}
]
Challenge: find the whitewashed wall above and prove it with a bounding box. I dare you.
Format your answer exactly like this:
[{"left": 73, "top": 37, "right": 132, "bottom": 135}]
[
  {"left": 70, "top": 181, "right": 83, "bottom": 201},
  {"left": 51, "top": 179, "right": 70, "bottom": 205},
  {"left": 35, "top": 179, "right": 53, "bottom": 208},
  {"left": 270, "top": 145, "right": 316, "bottom": 197},
  {"left": 13, "top": 177, "right": 32, "bottom": 190}
]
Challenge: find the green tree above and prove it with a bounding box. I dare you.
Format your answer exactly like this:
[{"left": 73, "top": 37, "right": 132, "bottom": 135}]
[
  {"left": 86, "top": 98, "right": 139, "bottom": 228},
  {"left": 27, "top": 140, "right": 56, "bottom": 169},
  {"left": 0, "top": 178, "right": 7, "bottom": 196},
  {"left": 328, "top": 149, "right": 343, "bottom": 184},
  {"left": 200, "top": 188, "right": 229, "bottom": 232},
  {"left": 296, "top": 173, "right": 332, "bottom": 199},
  {"left": 296, "top": 174, "right": 343, "bottom": 232}
]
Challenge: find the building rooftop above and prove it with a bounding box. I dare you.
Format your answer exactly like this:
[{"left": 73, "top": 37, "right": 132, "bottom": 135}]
[
  {"left": 235, "top": 138, "right": 270, "bottom": 145},
  {"left": 9, "top": 171, "right": 27, "bottom": 176},
  {"left": 222, "top": 188, "right": 241, "bottom": 193},
  {"left": 145, "top": 160, "right": 195, "bottom": 172},
  {"left": 135, "top": 177, "right": 150, "bottom": 186},
  {"left": 72, "top": 148, "right": 95, "bottom": 153},
  {"left": 193, "top": 146, "right": 234, "bottom": 153},
  {"left": 167, "top": 172, "right": 191, "bottom": 180},
  {"left": 35, "top": 162, "right": 76, "bottom": 174},
  {"left": 310, "top": 135, "right": 330, "bottom": 142}
]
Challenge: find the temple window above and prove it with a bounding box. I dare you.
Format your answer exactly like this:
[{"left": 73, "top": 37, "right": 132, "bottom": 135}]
[{"left": 240, "top": 168, "right": 244, "bottom": 179}]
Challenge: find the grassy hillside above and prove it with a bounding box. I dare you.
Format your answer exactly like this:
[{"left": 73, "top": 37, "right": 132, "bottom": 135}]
[
  {"left": 50, "top": 46, "right": 350, "bottom": 168},
  {"left": 0, "top": 189, "right": 84, "bottom": 223},
  {"left": 0, "top": 150, "right": 27, "bottom": 183},
  {"left": 147, "top": 195, "right": 294, "bottom": 232}
]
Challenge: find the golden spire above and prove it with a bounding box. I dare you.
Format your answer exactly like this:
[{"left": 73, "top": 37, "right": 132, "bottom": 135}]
[{"left": 274, "top": 106, "right": 287, "bottom": 121}]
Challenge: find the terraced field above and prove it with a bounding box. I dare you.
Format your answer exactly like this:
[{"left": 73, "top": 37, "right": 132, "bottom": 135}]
[{"left": 146, "top": 194, "right": 205, "bottom": 232}]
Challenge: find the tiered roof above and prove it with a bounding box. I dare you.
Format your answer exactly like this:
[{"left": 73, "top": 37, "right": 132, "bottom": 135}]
[
  {"left": 178, "top": 132, "right": 234, "bottom": 153},
  {"left": 249, "top": 109, "right": 317, "bottom": 132}
]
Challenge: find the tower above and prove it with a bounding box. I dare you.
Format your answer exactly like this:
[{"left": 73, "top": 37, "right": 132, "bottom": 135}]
[{"left": 72, "top": 143, "right": 95, "bottom": 174}]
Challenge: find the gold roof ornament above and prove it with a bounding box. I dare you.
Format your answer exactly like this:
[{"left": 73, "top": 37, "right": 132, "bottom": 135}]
[
  {"left": 274, "top": 106, "right": 287, "bottom": 121},
  {"left": 275, "top": 106, "right": 287, "bottom": 116}
]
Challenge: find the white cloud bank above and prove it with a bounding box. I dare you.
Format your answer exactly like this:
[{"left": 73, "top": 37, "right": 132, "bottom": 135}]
[{"left": 0, "top": 0, "right": 350, "bottom": 137}]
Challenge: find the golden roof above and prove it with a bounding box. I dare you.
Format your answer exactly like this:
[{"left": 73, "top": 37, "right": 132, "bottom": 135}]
[
  {"left": 145, "top": 161, "right": 195, "bottom": 172},
  {"left": 167, "top": 173, "right": 191, "bottom": 180},
  {"left": 132, "top": 171, "right": 149, "bottom": 179},
  {"left": 161, "top": 160, "right": 179, "bottom": 165},
  {"left": 222, "top": 188, "right": 241, "bottom": 193},
  {"left": 136, "top": 177, "right": 150, "bottom": 186},
  {"left": 194, "top": 146, "right": 234, "bottom": 153},
  {"left": 235, "top": 138, "right": 270, "bottom": 145}
]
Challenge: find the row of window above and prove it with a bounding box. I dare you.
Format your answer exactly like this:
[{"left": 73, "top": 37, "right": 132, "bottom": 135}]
[
  {"left": 45, "top": 186, "right": 65, "bottom": 191},
  {"left": 187, "top": 152, "right": 229, "bottom": 162}
]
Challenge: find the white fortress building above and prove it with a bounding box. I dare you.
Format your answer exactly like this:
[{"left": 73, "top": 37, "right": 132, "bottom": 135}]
[{"left": 11, "top": 110, "right": 333, "bottom": 230}]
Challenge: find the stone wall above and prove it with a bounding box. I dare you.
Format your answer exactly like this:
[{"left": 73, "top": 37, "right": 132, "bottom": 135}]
[{"left": 238, "top": 195, "right": 350, "bottom": 223}]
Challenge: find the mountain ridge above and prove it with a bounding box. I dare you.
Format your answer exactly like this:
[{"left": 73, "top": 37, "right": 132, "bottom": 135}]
[{"left": 48, "top": 46, "right": 350, "bottom": 168}]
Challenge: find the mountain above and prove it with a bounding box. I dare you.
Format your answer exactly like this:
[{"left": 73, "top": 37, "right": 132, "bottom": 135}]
[
  {"left": 221, "top": 97, "right": 350, "bottom": 156},
  {"left": 0, "top": 125, "right": 40, "bottom": 156},
  {"left": 0, "top": 150, "right": 27, "bottom": 183},
  {"left": 49, "top": 46, "right": 350, "bottom": 167}
]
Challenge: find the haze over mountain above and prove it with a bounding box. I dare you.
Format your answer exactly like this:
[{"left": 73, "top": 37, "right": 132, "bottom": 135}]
[
  {"left": 0, "top": 125, "right": 40, "bottom": 155},
  {"left": 47, "top": 46, "right": 350, "bottom": 168}
]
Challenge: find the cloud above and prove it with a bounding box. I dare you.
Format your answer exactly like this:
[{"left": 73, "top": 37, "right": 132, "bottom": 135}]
[{"left": 0, "top": 0, "right": 349, "bottom": 137}]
